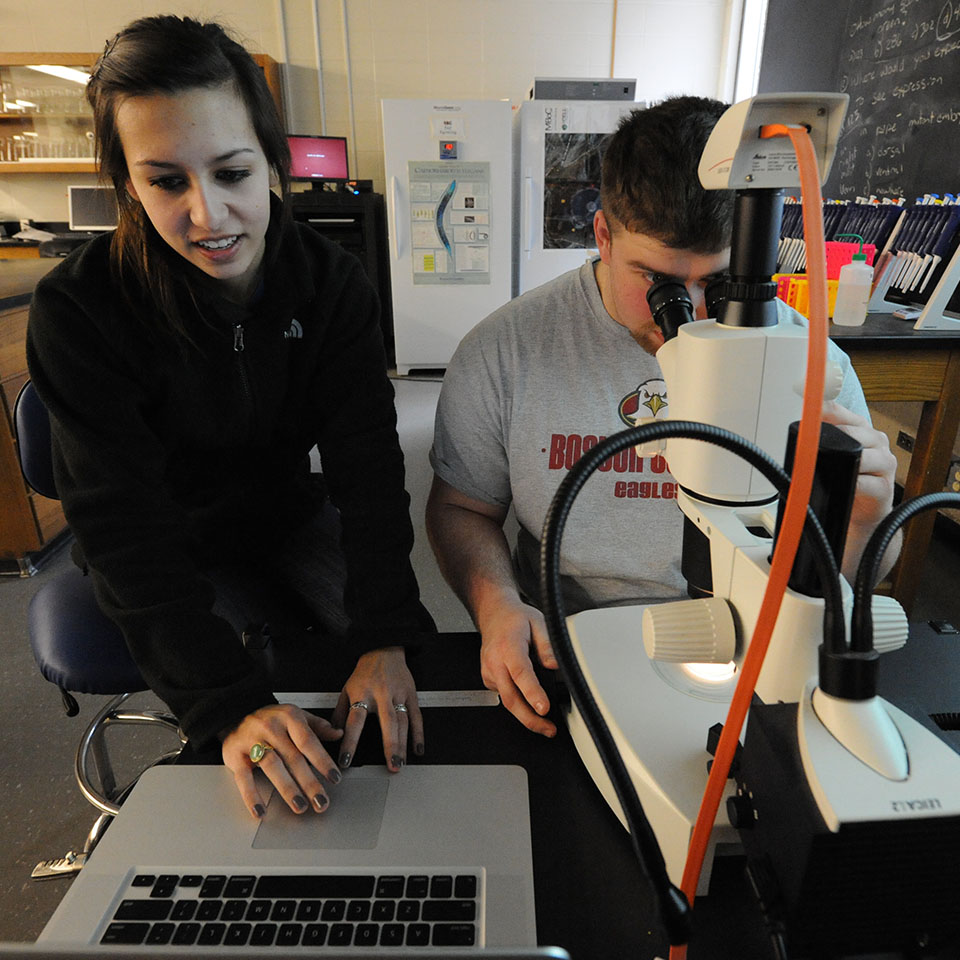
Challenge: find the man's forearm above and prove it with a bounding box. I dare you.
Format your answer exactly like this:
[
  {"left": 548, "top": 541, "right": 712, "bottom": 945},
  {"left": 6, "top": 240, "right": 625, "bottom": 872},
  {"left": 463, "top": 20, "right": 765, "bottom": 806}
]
[{"left": 425, "top": 502, "right": 522, "bottom": 629}]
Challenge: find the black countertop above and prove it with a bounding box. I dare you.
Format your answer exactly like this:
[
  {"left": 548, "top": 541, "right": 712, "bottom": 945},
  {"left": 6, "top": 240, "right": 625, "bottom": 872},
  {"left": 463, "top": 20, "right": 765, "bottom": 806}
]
[
  {"left": 828, "top": 310, "right": 960, "bottom": 345},
  {"left": 178, "top": 624, "right": 960, "bottom": 959}
]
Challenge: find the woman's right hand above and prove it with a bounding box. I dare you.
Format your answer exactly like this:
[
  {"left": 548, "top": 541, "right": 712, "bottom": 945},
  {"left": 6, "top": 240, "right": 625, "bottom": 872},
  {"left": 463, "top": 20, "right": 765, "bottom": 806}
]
[{"left": 221, "top": 703, "right": 344, "bottom": 819}]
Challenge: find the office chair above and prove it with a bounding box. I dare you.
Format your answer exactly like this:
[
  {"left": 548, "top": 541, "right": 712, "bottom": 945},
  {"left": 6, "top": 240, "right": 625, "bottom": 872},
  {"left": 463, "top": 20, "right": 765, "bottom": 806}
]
[{"left": 13, "top": 381, "right": 184, "bottom": 877}]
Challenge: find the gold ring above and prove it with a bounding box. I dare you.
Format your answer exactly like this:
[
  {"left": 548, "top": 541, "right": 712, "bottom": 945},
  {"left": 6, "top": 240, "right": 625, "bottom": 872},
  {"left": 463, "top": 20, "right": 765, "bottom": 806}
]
[
  {"left": 394, "top": 703, "right": 409, "bottom": 714},
  {"left": 249, "top": 741, "right": 274, "bottom": 763},
  {"left": 350, "top": 700, "right": 369, "bottom": 711}
]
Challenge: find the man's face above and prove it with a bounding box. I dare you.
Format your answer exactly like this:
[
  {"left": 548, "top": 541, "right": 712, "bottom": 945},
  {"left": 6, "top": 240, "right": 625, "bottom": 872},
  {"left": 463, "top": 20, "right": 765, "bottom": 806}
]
[{"left": 594, "top": 210, "right": 730, "bottom": 354}]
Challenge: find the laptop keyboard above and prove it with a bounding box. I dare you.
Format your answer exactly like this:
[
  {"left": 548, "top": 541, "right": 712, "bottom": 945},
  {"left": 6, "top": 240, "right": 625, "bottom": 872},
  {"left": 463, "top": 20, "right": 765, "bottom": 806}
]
[{"left": 100, "top": 870, "right": 482, "bottom": 949}]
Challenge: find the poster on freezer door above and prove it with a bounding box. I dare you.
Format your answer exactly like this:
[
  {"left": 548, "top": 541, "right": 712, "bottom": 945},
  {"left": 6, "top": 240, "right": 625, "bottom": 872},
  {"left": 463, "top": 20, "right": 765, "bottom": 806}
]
[{"left": 408, "top": 161, "right": 491, "bottom": 285}]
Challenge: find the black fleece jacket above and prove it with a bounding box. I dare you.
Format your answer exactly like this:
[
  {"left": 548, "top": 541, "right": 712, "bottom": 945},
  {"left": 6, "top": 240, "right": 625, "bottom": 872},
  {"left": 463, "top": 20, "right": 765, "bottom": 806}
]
[{"left": 26, "top": 204, "right": 434, "bottom": 748}]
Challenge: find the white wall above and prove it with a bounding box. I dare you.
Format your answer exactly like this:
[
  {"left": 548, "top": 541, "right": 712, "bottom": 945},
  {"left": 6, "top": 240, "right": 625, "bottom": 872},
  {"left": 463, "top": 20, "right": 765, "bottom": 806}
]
[
  {"left": 301, "top": 0, "right": 731, "bottom": 192},
  {"left": 0, "top": 0, "right": 734, "bottom": 222}
]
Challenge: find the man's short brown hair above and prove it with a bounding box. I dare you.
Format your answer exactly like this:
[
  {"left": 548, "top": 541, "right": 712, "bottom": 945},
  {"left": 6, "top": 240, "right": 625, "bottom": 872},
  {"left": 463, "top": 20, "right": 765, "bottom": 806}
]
[{"left": 600, "top": 95, "right": 734, "bottom": 253}]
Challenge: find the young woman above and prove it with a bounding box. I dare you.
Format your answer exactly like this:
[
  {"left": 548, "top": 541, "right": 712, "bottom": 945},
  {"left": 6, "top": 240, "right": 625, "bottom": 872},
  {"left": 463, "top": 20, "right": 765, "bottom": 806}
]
[{"left": 26, "top": 15, "right": 435, "bottom": 820}]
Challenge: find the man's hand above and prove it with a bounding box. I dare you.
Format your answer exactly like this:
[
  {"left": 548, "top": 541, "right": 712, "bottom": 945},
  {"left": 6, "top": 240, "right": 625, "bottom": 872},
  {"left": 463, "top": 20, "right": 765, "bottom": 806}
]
[
  {"left": 330, "top": 646, "right": 423, "bottom": 772},
  {"left": 821, "top": 400, "right": 899, "bottom": 578},
  {"left": 426, "top": 476, "right": 559, "bottom": 737},
  {"left": 222, "top": 703, "right": 344, "bottom": 819},
  {"left": 479, "top": 599, "right": 558, "bottom": 737}
]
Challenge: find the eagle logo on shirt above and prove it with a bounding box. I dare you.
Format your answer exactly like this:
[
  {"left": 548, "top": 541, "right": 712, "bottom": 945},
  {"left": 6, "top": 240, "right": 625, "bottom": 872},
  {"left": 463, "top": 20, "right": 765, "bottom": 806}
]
[{"left": 618, "top": 378, "right": 668, "bottom": 427}]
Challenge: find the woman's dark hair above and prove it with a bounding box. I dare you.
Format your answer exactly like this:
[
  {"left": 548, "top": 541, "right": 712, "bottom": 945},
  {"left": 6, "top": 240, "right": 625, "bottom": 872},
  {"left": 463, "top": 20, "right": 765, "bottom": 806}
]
[
  {"left": 600, "top": 95, "right": 734, "bottom": 253},
  {"left": 87, "top": 16, "right": 291, "bottom": 340}
]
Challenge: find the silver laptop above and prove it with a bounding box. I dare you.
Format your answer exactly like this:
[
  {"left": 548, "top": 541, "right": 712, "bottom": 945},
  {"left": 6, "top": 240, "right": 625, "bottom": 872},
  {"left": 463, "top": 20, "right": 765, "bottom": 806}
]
[
  {"left": 4, "top": 949, "right": 568, "bottom": 959},
  {"left": 39, "top": 765, "right": 537, "bottom": 951}
]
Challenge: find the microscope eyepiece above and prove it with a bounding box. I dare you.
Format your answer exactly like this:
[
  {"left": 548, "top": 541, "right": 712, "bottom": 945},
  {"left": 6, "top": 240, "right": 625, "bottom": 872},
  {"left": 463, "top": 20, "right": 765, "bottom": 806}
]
[
  {"left": 704, "top": 275, "right": 729, "bottom": 319},
  {"left": 646, "top": 277, "right": 695, "bottom": 342}
]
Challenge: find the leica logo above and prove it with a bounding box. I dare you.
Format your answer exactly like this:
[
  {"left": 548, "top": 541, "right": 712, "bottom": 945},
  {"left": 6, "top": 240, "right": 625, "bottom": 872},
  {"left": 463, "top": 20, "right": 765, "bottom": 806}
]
[{"left": 891, "top": 798, "right": 942, "bottom": 813}]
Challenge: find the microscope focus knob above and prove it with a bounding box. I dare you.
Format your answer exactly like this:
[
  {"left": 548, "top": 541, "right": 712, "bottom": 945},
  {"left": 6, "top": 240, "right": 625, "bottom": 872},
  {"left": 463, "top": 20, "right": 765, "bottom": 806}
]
[
  {"left": 794, "top": 358, "right": 845, "bottom": 401},
  {"left": 642, "top": 597, "right": 737, "bottom": 663},
  {"left": 870, "top": 594, "right": 909, "bottom": 654}
]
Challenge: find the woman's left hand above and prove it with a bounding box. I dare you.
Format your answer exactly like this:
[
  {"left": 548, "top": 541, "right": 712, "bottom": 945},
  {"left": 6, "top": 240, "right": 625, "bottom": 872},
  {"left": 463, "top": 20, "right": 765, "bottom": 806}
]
[{"left": 330, "top": 646, "right": 423, "bottom": 772}]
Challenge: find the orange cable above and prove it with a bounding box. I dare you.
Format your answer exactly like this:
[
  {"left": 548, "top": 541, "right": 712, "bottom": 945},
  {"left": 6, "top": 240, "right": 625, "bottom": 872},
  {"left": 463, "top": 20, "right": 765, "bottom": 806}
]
[{"left": 668, "top": 123, "right": 828, "bottom": 960}]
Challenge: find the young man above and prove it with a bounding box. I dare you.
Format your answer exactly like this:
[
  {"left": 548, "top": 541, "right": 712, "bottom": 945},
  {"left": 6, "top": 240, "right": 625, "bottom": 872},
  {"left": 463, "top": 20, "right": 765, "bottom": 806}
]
[{"left": 426, "top": 96, "right": 898, "bottom": 738}]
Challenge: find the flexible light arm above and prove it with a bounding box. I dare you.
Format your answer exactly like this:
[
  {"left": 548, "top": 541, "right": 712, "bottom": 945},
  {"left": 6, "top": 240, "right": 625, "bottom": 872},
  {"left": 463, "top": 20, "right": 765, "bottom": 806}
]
[{"left": 540, "top": 419, "right": 842, "bottom": 947}]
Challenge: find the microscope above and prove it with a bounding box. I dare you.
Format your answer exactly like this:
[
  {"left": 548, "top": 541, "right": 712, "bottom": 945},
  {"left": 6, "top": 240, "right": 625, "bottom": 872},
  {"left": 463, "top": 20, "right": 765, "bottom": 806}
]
[{"left": 547, "top": 94, "right": 960, "bottom": 957}]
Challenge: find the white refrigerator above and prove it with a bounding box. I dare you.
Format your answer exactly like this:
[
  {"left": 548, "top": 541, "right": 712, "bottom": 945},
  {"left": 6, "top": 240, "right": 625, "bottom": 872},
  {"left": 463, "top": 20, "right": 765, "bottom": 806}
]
[
  {"left": 514, "top": 99, "right": 642, "bottom": 296},
  {"left": 382, "top": 99, "right": 513, "bottom": 374}
]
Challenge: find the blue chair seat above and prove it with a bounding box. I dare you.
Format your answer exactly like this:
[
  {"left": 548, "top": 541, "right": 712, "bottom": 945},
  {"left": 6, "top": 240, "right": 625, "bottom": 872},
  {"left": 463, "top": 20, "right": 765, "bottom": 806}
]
[
  {"left": 15, "top": 380, "right": 182, "bottom": 843},
  {"left": 28, "top": 566, "right": 147, "bottom": 695}
]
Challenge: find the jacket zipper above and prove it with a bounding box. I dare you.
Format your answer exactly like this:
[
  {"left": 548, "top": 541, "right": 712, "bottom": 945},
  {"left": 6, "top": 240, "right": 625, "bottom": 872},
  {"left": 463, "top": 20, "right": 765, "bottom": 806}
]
[{"left": 233, "top": 322, "right": 255, "bottom": 433}]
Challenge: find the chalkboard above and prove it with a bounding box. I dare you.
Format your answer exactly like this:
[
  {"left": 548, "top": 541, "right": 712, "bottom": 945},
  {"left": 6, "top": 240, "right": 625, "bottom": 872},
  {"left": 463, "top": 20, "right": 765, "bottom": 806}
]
[{"left": 829, "top": 0, "right": 960, "bottom": 201}]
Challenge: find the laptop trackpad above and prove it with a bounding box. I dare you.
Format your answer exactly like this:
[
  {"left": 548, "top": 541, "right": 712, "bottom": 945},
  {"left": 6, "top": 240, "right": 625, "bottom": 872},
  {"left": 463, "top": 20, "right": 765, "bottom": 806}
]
[{"left": 252, "top": 779, "right": 388, "bottom": 850}]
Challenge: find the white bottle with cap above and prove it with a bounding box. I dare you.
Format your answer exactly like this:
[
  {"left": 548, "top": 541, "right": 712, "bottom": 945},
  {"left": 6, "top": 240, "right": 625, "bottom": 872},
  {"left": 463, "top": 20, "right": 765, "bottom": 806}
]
[{"left": 832, "top": 233, "right": 874, "bottom": 326}]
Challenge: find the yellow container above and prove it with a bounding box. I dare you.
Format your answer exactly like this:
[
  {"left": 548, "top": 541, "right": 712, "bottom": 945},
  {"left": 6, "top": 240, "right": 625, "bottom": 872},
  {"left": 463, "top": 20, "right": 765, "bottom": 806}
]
[{"left": 773, "top": 274, "right": 839, "bottom": 319}]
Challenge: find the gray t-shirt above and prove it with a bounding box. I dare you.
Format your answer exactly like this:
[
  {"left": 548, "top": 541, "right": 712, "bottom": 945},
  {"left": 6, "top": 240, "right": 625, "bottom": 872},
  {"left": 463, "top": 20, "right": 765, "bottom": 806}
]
[{"left": 430, "top": 260, "right": 869, "bottom": 612}]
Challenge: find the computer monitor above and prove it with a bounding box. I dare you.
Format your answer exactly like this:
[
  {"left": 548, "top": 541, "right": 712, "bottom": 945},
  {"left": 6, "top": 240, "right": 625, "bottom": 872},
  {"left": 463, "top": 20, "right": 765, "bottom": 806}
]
[
  {"left": 68, "top": 185, "right": 118, "bottom": 232},
  {"left": 287, "top": 134, "right": 349, "bottom": 182}
]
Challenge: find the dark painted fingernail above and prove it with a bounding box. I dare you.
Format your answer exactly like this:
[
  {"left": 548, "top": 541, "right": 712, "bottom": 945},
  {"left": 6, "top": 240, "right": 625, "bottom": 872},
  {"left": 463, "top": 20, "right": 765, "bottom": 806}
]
[
  {"left": 414, "top": 742, "right": 425, "bottom": 756},
  {"left": 339, "top": 752, "right": 352, "bottom": 768},
  {"left": 328, "top": 768, "right": 342, "bottom": 784},
  {"left": 293, "top": 794, "right": 308, "bottom": 811},
  {"left": 391, "top": 755, "right": 404, "bottom": 769},
  {"left": 253, "top": 803, "right": 265, "bottom": 819},
  {"left": 313, "top": 793, "right": 328, "bottom": 812}
]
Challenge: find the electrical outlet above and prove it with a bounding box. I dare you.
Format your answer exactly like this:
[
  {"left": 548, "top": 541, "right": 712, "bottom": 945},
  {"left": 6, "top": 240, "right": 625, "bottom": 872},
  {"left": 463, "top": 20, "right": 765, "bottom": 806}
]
[
  {"left": 947, "top": 458, "right": 960, "bottom": 493},
  {"left": 897, "top": 430, "right": 915, "bottom": 453}
]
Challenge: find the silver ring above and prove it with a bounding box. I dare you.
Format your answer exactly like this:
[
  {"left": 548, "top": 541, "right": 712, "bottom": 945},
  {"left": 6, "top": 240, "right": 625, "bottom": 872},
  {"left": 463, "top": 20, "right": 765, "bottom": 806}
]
[
  {"left": 393, "top": 702, "right": 408, "bottom": 714},
  {"left": 349, "top": 700, "right": 369, "bottom": 711}
]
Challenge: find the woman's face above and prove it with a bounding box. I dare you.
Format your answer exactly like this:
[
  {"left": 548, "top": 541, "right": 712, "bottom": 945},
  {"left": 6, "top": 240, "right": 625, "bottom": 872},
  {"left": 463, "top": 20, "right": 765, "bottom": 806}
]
[{"left": 117, "top": 83, "right": 272, "bottom": 301}]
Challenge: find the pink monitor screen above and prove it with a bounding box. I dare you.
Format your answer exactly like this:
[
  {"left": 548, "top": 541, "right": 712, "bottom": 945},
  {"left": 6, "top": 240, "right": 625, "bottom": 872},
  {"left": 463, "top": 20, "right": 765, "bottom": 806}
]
[{"left": 287, "top": 135, "right": 349, "bottom": 180}]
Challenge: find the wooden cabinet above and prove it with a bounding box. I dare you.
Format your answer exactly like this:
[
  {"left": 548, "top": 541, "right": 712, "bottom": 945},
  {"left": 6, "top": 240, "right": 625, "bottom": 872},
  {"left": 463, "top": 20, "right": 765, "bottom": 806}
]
[
  {"left": 0, "top": 274, "right": 68, "bottom": 574},
  {"left": 0, "top": 52, "right": 284, "bottom": 175}
]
